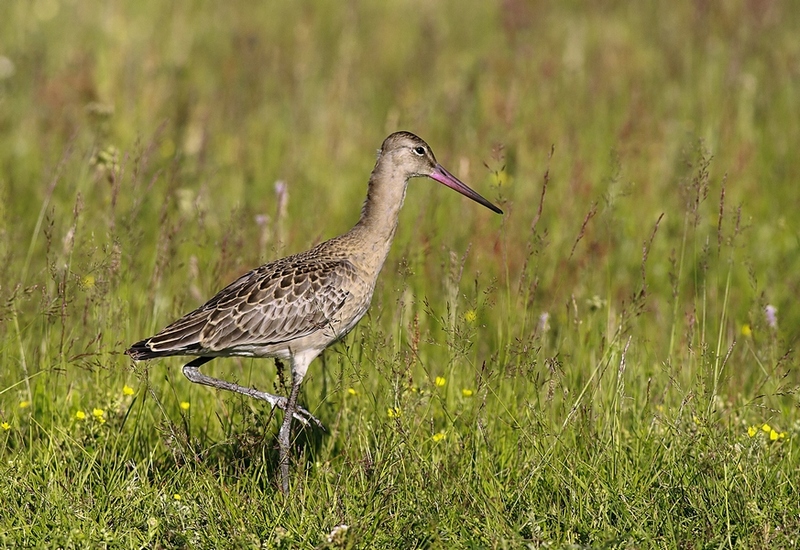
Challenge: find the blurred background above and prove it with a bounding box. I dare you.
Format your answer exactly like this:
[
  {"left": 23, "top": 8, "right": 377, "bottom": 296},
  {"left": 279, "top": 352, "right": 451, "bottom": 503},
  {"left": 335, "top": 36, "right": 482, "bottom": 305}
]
[{"left": 2, "top": 0, "right": 797, "bottom": 354}]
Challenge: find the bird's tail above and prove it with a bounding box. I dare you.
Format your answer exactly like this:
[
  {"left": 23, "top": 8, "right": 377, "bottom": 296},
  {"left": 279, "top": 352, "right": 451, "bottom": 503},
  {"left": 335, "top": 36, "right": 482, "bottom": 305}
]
[
  {"left": 126, "top": 337, "right": 203, "bottom": 361},
  {"left": 126, "top": 339, "right": 170, "bottom": 360},
  {"left": 126, "top": 309, "right": 210, "bottom": 360}
]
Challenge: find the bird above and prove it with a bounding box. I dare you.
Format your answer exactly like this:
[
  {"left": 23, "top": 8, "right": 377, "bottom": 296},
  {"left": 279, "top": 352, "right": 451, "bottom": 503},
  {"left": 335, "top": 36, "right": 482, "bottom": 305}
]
[{"left": 126, "top": 131, "right": 503, "bottom": 492}]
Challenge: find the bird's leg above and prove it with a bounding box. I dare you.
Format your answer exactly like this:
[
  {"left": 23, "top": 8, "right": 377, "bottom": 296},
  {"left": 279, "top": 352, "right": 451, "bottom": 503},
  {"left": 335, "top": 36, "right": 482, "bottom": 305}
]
[
  {"left": 181, "top": 357, "right": 322, "bottom": 427},
  {"left": 278, "top": 371, "right": 302, "bottom": 494}
]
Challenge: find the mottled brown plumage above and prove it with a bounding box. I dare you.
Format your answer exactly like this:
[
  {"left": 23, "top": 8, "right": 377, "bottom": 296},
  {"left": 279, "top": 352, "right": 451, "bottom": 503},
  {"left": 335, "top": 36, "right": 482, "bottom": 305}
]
[
  {"left": 130, "top": 254, "right": 360, "bottom": 363},
  {"left": 126, "top": 131, "right": 502, "bottom": 492}
]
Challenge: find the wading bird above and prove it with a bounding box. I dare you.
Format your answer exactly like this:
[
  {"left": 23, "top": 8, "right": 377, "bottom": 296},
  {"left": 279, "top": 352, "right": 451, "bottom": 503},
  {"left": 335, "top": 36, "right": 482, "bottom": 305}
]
[{"left": 127, "top": 132, "right": 502, "bottom": 492}]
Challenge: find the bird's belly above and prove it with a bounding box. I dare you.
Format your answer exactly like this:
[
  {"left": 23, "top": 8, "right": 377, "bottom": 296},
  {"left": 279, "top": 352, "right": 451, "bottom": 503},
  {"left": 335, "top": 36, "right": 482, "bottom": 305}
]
[{"left": 325, "top": 292, "right": 372, "bottom": 341}]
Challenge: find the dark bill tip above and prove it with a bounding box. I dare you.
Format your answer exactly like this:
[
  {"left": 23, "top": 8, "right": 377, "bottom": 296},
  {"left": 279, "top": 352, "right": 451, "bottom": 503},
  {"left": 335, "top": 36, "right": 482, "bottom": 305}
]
[{"left": 429, "top": 164, "right": 503, "bottom": 214}]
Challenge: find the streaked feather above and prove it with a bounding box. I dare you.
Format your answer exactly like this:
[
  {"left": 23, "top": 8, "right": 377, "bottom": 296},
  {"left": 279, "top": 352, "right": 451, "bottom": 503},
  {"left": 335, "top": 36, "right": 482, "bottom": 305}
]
[{"left": 128, "top": 250, "right": 360, "bottom": 359}]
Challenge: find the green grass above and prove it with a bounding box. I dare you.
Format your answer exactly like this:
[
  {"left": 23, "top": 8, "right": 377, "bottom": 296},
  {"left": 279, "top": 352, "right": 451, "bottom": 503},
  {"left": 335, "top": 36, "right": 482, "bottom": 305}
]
[{"left": 1, "top": 0, "right": 799, "bottom": 547}]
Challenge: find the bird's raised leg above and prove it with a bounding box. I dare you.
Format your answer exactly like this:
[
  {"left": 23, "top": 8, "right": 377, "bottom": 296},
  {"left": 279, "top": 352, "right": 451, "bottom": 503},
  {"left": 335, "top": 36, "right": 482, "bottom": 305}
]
[
  {"left": 182, "top": 357, "right": 322, "bottom": 427},
  {"left": 278, "top": 371, "right": 302, "bottom": 493}
]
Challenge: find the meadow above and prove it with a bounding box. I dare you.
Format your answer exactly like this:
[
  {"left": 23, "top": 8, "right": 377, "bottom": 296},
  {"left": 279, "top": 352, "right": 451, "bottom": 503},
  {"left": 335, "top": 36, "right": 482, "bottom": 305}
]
[{"left": 1, "top": 1, "right": 799, "bottom": 547}]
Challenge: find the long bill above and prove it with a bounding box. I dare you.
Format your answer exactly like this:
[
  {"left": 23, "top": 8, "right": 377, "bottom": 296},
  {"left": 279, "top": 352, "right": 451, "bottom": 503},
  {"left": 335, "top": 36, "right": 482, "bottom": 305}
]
[{"left": 428, "top": 164, "right": 503, "bottom": 214}]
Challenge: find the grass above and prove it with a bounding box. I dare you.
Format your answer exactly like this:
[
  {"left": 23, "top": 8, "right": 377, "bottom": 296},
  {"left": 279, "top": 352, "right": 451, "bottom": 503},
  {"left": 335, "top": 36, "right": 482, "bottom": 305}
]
[{"left": 1, "top": 0, "right": 799, "bottom": 547}]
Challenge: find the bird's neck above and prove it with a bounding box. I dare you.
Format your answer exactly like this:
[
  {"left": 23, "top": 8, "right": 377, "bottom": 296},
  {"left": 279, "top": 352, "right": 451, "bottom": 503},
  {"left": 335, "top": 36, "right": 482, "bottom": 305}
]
[{"left": 347, "top": 161, "right": 410, "bottom": 274}]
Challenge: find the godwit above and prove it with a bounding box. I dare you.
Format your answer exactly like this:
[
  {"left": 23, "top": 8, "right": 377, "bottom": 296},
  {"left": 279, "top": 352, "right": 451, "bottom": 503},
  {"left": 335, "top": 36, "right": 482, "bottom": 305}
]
[{"left": 126, "top": 131, "right": 502, "bottom": 492}]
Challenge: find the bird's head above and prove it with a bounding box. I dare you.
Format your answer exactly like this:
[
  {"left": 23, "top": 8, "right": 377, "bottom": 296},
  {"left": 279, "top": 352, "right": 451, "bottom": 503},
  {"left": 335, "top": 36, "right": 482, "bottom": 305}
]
[{"left": 377, "top": 131, "right": 503, "bottom": 214}]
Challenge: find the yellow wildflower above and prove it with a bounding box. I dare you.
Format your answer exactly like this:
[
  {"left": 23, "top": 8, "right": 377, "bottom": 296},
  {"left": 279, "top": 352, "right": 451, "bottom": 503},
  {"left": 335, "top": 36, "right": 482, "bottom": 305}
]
[
  {"left": 387, "top": 407, "right": 402, "bottom": 418},
  {"left": 464, "top": 309, "right": 477, "bottom": 323},
  {"left": 19, "top": 401, "right": 30, "bottom": 409},
  {"left": 81, "top": 275, "right": 95, "bottom": 289},
  {"left": 179, "top": 402, "right": 190, "bottom": 411},
  {"left": 75, "top": 410, "right": 86, "bottom": 420},
  {"left": 432, "top": 431, "right": 446, "bottom": 442},
  {"left": 435, "top": 377, "right": 446, "bottom": 387},
  {"left": 741, "top": 324, "right": 752, "bottom": 337},
  {"left": 762, "top": 423, "right": 771, "bottom": 433},
  {"left": 462, "top": 388, "right": 474, "bottom": 397},
  {"left": 123, "top": 385, "right": 135, "bottom": 396},
  {"left": 747, "top": 426, "right": 757, "bottom": 437},
  {"left": 1, "top": 422, "right": 10, "bottom": 431},
  {"left": 173, "top": 494, "right": 182, "bottom": 501},
  {"left": 347, "top": 388, "right": 357, "bottom": 396},
  {"left": 93, "top": 408, "right": 106, "bottom": 423},
  {"left": 770, "top": 429, "right": 779, "bottom": 441}
]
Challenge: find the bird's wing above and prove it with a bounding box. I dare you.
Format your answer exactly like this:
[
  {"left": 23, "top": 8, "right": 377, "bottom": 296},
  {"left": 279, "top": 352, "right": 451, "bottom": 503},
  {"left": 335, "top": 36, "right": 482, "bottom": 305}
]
[{"left": 136, "top": 256, "right": 359, "bottom": 356}]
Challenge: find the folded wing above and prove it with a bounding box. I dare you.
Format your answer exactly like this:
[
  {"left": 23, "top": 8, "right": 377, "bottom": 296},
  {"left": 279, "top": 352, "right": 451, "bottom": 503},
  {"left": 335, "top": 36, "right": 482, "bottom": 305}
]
[{"left": 127, "top": 256, "right": 358, "bottom": 359}]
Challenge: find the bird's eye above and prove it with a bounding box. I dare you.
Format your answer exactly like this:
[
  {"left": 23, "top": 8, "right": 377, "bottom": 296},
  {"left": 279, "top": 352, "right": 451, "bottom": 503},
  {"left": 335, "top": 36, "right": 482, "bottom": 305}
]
[{"left": 412, "top": 146, "right": 425, "bottom": 156}]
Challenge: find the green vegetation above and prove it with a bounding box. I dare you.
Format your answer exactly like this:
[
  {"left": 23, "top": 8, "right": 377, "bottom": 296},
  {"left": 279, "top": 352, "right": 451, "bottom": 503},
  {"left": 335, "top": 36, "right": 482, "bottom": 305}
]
[{"left": 1, "top": 1, "right": 799, "bottom": 547}]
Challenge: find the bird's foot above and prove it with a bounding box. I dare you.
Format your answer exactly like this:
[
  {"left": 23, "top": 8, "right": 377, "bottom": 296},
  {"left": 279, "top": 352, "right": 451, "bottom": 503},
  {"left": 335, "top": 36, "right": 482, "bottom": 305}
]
[{"left": 270, "top": 395, "right": 323, "bottom": 429}]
